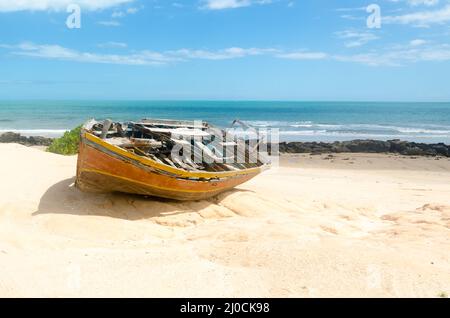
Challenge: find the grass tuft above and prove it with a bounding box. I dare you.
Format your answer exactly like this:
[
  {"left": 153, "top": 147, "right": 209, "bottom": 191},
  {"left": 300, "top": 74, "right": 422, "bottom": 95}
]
[{"left": 47, "top": 125, "right": 82, "bottom": 155}]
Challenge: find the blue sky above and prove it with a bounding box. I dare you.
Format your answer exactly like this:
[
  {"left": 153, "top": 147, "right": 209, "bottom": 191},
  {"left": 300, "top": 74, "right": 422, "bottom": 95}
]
[{"left": 0, "top": 0, "right": 450, "bottom": 100}]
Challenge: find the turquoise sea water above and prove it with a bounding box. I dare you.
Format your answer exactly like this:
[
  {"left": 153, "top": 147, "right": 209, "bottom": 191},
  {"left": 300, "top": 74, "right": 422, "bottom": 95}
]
[{"left": 1, "top": 101, "right": 450, "bottom": 143}]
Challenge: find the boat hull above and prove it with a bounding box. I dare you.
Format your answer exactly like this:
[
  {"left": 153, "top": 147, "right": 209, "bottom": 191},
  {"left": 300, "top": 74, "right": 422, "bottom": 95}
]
[{"left": 76, "top": 134, "right": 262, "bottom": 200}]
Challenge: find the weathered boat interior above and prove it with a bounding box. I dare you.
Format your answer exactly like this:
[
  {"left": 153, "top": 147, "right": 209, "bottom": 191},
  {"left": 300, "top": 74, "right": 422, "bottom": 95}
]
[{"left": 83, "top": 119, "right": 269, "bottom": 173}]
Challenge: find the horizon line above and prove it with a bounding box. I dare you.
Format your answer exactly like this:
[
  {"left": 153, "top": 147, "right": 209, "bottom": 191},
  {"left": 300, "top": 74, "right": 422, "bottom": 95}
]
[{"left": 1, "top": 99, "right": 450, "bottom": 103}]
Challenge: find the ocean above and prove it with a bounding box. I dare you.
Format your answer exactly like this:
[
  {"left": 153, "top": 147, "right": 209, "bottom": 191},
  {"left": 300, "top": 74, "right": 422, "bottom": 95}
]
[{"left": 1, "top": 100, "right": 450, "bottom": 143}]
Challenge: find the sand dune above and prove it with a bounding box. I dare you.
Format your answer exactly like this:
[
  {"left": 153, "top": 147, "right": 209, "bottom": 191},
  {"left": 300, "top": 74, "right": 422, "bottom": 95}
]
[{"left": 0, "top": 144, "right": 449, "bottom": 297}]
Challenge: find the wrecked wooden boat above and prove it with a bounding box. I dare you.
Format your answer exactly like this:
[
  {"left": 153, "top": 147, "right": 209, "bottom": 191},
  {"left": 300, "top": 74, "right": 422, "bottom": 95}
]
[{"left": 76, "top": 118, "right": 270, "bottom": 200}]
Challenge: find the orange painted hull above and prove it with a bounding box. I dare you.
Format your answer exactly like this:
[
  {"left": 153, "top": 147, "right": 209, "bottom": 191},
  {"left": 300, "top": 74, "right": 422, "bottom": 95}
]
[{"left": 76, "top": 134, "right": 263, "bottom": 200}]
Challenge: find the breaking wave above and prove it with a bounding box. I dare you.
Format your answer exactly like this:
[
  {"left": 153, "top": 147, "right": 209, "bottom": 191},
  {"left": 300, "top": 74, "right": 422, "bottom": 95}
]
[{"left": 244, "top": 121, "right": 450, "bottom": 143}]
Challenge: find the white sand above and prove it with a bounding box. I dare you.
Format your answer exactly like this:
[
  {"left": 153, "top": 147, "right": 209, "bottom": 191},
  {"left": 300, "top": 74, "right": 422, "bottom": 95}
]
[{"left": 0, "top": 144, "right": 449, "bottom": 297}]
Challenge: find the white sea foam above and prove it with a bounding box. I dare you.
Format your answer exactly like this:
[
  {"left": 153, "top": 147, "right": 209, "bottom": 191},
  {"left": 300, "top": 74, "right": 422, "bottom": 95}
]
[
  {"left": 246, "top": 120, "right": 315, "bottom": 128},
  {"left": 2, "top": 122, "right": 450, "bottom": 143},
  {"left": 282, "top": 122, "right": 450, "bottom": 136},
  {"left": 276, "top": 121, "right": 450, "bottom": 143}
]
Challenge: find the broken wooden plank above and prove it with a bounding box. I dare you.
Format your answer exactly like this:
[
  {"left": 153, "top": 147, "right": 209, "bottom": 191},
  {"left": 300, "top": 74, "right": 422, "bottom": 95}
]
[{"left": 100, "top": 119, "right": 113, "bottom": 139}]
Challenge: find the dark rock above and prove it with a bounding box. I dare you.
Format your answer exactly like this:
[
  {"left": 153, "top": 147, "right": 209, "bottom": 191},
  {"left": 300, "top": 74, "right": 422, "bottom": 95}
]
[
  {"left": 432, "top": 144, "right": 448, "bottom": 157},
  {"left": 0, "top": 132, "right": 21, "bottom": 143},
  {"left": 402, "top": 146, "right": 427, "bottom": 156},
  {"left": 343, "top": 140, "right": 390, "bottom": 153},
  {"left": 389, "top": 139, "right": 409, "bottom": 153},
  {"left": 278, "top": 139, "right": 450, "bottom": 157},
  {"left": 0, "top": 132, "right": 53, "bottom": 147}
]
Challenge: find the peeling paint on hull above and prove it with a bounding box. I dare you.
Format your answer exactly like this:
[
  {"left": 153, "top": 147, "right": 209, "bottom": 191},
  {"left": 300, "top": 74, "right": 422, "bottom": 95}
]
[{"left": 76, "top": 134, "right": 263, "bottom": 201}]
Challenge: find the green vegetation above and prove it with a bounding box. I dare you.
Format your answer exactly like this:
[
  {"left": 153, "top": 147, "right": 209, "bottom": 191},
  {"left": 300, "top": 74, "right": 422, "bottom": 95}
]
[{"left": 47, "top": 125, "right": 82, "bottom": 155}]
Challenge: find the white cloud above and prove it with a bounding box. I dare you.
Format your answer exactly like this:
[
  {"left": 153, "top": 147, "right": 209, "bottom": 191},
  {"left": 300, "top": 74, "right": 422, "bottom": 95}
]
[
  {"left": 277, "top": 51, "right": 328, "bottom": 60},
  {"left": 0, "top": 0, "right": 133, "bottom": 12},
  {"left": 111, "top": 6, "right": 140, "bottom": 18},
  {"left": 171, "top": 47, "right": 278, "bottom": 60},
  {"left": 112, "top": 11, "right": 125, "bottom": 18},
  {"left": 335, "top": 30, "right": 379, "bottom": 48},
  {"left": 4, "top": 43, "right": 172, "bottom": 65},
  {"left": 335, "top": 7, "right": 367, "bottom": 12},
  {"left": 98, "top": 42, "right": 128, "bottom": 48},
  {"left": 408, "top": 0, "right": 439, "bottom": 6},
  {"left": 126, "top": 7, "right": 139, "bottom": 14},
  {"left": 201, "top": 0, "right": 272, "bottom": 10},
  {"left": 334, "top": 53, "right": 392, "bottom": 67},
  {"left": 410, "top": 39, "right": 427, "bottom": 46},
  {"left": 334, "top": 43, "right": 450, "bottom": 66},
  {"left": 97, "top": 21, "right": 121, "bottom": 27},
  {"left": 384, "top": 4, "right": 450, "bottom": 26},
  {"left": 2, "top": 41, "right": 450, "bottom": 68},
  {"left": 0, "top": 42, "right": 279, "bottom": 65}
]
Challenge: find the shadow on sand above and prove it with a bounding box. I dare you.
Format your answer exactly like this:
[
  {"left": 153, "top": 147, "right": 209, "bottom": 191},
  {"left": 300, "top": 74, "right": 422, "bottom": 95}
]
[{"left": 33, "top": 177, "right": 251, "bottom": 221}]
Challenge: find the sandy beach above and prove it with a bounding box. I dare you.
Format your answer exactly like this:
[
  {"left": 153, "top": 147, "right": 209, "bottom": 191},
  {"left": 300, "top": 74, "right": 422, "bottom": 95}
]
[{"left": 0, "top": 143, "right": 449, "bottom": 298}]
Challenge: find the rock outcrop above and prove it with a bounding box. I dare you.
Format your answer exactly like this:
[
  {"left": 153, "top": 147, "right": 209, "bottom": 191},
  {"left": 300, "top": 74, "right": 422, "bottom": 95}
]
[
  {"left": 278, "top": 139, "right": 450, "bottom": 157},
  {"left": 0, "top": 132, "right": 53, "bottom": 147}
]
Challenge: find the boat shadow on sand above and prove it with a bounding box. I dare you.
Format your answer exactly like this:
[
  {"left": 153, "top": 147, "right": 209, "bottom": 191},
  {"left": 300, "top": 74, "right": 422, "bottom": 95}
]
[{"left": 33, "top": 177, "right": 253, "bottom": 221}]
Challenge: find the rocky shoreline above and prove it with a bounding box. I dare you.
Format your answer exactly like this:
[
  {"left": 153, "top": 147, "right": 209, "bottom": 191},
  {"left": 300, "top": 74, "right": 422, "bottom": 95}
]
[
  {"left": 1, "top": 132, "right": 450, "bottom": 157},
  {"left": 0, "top": 132, "right": 53, "bottom": 147},
  {"left": 278, "top": 139, "right": 450, "bottom": 157}
]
